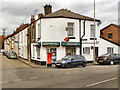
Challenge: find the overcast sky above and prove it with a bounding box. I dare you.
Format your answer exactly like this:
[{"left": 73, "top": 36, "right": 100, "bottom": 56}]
[{"left": 0, "top": 0, "right": 119, "bottom": 35}]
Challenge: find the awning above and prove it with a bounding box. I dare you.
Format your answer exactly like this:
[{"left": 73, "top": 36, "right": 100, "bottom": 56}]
[
  {"left": 34, "top": 42, "right": 41, "bottom": 46},
  {"left": 42, "top": 42, "right": 60, "bottom": 46},
  {"left": 61, "top": 42, "right": 80, "bottom": 47}
]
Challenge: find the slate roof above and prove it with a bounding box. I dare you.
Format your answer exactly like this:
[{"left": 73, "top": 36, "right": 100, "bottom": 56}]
[{"left": 43, "top": 9, "right": 101, "bottom": 22}]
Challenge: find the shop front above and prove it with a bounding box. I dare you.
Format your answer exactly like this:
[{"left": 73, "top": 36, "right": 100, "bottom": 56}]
[
  {"left": 61, "top": 42, "right": 80, "bottom": 55},
  {"left": 42, "top": 42, "right": 60, "bottom": 63}
]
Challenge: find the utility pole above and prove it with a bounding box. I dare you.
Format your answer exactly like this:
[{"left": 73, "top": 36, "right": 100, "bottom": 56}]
[
  {"left": 93, "top": 0, "right": 96, "bottom": 63},
  {"left": 2, "top": 27, "right": 7, "bottom": 36}
]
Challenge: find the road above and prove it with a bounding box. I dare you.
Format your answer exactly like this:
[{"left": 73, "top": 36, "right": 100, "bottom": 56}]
[{"left": 1, "top": 53, "right": 119, "bottom": 89}]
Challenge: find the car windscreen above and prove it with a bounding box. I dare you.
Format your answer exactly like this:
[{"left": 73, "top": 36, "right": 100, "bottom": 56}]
[
  {"left": 77, "top": 55, "right": 84, "bottom": 59},
  {"left": 101, "top": 54, "right": 110, "bottom": 57},
  {"left": 10, "top": 52, "right": 16, "bottom": 55},
  {"left": 62, "top": 56, "right": 72, "bottom": 60}
]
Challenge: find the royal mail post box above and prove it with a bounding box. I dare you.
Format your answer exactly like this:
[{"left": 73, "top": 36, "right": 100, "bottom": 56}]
[{"left": 47, "top": 52, "right": 52, "bottom": 67}]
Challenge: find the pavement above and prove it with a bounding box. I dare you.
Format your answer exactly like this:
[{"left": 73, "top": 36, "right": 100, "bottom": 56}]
[{"left": 18, "top": 57, "right": 97, "bottom": 68}]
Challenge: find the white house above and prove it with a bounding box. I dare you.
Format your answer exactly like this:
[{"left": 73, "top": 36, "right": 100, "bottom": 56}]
[
  {"left": 31, "top": 5, "right": 101, "bottom": 65},
  {"left": 19, "top": 27, "right": 28, "bottom": 59},
  {"left": 17, "top": 4, "right": 119, "bottom": 65}
]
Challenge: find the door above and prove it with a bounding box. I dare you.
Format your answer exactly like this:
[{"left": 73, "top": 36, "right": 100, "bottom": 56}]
[
  {"left": 95, "top": 47, "right": 98, "bottom": 61},
  {"left": 66, "top": 48, "right": 76, "bottom": 55}
]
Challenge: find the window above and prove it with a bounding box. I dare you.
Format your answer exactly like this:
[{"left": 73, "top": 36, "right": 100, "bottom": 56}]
[
  {"left": 47, "top": 48, "right": 57, "bottom": 63},
  {"left": 66, "top": 48, "right": 76, "bottom": 55},
  {"left": 21, "top": 32, "right": 23, "bottom": 43},
  {"left": 90, "top": 25, "right": 95, "bottom": 38},
  {"left": 24, "top": 31, "right": 26, "bottom": 43},
  {"left": 33, "top": 46, "right": 35, "bottom": 58},
  {"left": 108, "top": 33, "right": 112, "bottom": 39},
  {"left": 107, "top": 47, "right": 113, "bottom": 54},
  {"left": 83, "top": 47, "right": 90, "bottom": 54},
  {"left": 37, "top": 47, "right": 40, "bottom": 59},
  {"left": 67, "top": 23, "right": 74, "bottom": 36},
  {"left": 32, "top": 26, "right": 35, "bottom": 40},
  {"left": 38, "top": 24, "right": 41, "bottom": 39}
]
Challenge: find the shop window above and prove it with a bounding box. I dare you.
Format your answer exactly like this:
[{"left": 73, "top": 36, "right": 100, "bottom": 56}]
[
  {"left": 66, "top": 48, "right": 76, "bottom": 55},
  {"left": 37, "top": 47, "right": 40, "bottom": 59},
  {"left": 47, "top": 48, "right": 56, "bottom": 63},
  {"left": 33, "top": 46, "right": 35, "bottom": 58},
  {"left": 67, "top": 23, "right": 74, "bottom": 36},
  {"left": 107, "top": 47, "right": 113, "bottom": 54},
  {"left": 83, "top": 47, "right": 90, "bottom": 54}
]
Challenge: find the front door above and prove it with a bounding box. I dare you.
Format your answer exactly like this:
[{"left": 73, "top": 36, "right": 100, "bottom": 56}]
[
  {"left": 95, "top": 47, "right": 98, "bottom": 61},
  {"left": 66, "top": 47, "right": 76, "bottom": 55}
]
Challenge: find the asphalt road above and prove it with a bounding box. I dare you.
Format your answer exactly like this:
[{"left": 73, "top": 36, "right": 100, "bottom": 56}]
[{"left": 1, "top": 53, "right": 119, "bottom": 89}]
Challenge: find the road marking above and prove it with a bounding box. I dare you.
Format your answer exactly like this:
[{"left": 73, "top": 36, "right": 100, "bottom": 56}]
[
  {"left": 14, "top": 79, "right": 22, "bottom": 82},
  {"left": 29, "top": 77, "right": 38, "bottom": 80},
  {"left": 41, "top": 75, "right": 50, "bottom": 78},
  {"left": 86, "top": 77, "right": 117, "bottom": 87}
]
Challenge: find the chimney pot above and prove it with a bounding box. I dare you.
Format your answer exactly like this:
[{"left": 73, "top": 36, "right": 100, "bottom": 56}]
[
  {"left": 31, "top": 15, "right": 35, "bottom": 23},
  {"left": 38, "top": 13, "right": 43, "bottom": 19},
  {"left": 44, "top": 4, "right": 52, "bottom": 15}
]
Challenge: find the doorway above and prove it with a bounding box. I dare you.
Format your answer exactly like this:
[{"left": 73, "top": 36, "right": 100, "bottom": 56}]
[
  {"left": 95, "top": 47, "right": 98, "bottom": 61},
  {"left": 66, "top": 47, "right": 76, "bottom": 55}
]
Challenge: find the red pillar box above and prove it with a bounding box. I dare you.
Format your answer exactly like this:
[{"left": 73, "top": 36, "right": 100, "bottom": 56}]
[{"left": 47, "top": 52, "right": 52, "bottom": 67}]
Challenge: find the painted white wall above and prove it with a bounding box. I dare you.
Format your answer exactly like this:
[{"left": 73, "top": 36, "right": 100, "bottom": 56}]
[
  {"left": 98, "top": 38, "right": 119, "bottom": 56},
  {"left": 32, "top": 18, "right": 100, "bottom": 62},
  {"left": 41, "top": 18, "right": 80, "bottom": 42},
  {"left": 19, "top": 28, "right": 28, "bottom": 59}
]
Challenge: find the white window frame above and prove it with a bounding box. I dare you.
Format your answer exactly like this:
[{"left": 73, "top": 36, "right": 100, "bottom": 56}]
[
  {"left": 90, "top": 25, "right": 95, "bottom": 38},
  {"left": 32, "top": 27, "right": 35, "bottom": 40},
  {"left": 107, "top": 47, "right": 113, "bottom": 54},
  {"left": 83, "top": 47, "right": 90, "bottom": 54},
  {"left": 37, "top": 47, "right": 40, "bottom": 59},
  {"left": 67, "top": 22, "right": 74, "bottom": 36}
]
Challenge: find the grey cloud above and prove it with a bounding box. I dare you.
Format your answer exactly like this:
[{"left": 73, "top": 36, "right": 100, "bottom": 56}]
[{"left": 0, "top": 0, "right": 119, "bottom": 35}]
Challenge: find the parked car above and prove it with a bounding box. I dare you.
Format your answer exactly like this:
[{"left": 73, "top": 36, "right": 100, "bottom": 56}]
[
  {"left": 7, "top": 51, "right": 18, "bottom": 59},
  {"left": 6, "top": 51, "right": 11, "bottom": 57},
  {"left": 55, "top": 55, "right": 87, "bottom": 68},
  {"left": 97, "top": 53, "right": 120, "bottom": 65},
  {"left": 4, "top": 50, "right": 8, "bottom": 56}
]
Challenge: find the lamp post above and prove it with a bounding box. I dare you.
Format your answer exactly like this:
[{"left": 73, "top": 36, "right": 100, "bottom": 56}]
[{"left": 93, "top": 0, "right": 96, "bottom": 63}]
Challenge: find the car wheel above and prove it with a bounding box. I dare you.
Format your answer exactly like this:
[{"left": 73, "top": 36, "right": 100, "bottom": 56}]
[
  {"left": 110, "top": 61, "right": 114, "bottom": 65},
  {"left": 82, "top": 63, "right": 86, "bottom": 67}
]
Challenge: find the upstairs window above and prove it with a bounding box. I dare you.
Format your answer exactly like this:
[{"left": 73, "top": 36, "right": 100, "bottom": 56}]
[
  {"left": 67, "top": 23, "right": 74, "bottom": 36},
  {"left": 38, "top": 24, "right": 40, "bottom": 39},
  {"left": 107, "top": 47, "right": 113, "bottom": 54},
  {"left": 32, "top": 26, "right": 35, "bottom": 40},
  {"left": 90, "top": 25, "right": 95, "bottom": 38},
  {"left": 21, "top": 32, "right": 23, "bottom": 43},
  {"left": 108, "top": 33, "right": 112, "bottom": 39}
]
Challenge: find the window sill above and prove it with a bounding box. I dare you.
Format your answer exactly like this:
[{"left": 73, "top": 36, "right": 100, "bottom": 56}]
[
  {"left": 67, "top": 36, "right": 76, "bottom": 39},
  {"left": 90, "top": 38, "right": 97, "bottom": 40}
]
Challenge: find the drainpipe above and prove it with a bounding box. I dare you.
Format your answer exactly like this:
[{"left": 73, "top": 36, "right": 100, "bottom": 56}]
[{"left": 80, "top": 18, "right": 86, "bottom": 56}]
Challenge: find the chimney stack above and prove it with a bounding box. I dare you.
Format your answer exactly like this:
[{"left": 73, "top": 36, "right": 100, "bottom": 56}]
[
  {"left": 44, "top": 4, "right": 52, "bottom": 15},
  {"left": 38, "top": 13, "right": 43, "bottom": 19},
  {"left": 31, "top": 15, "right": 35, "bottom": 23}
]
